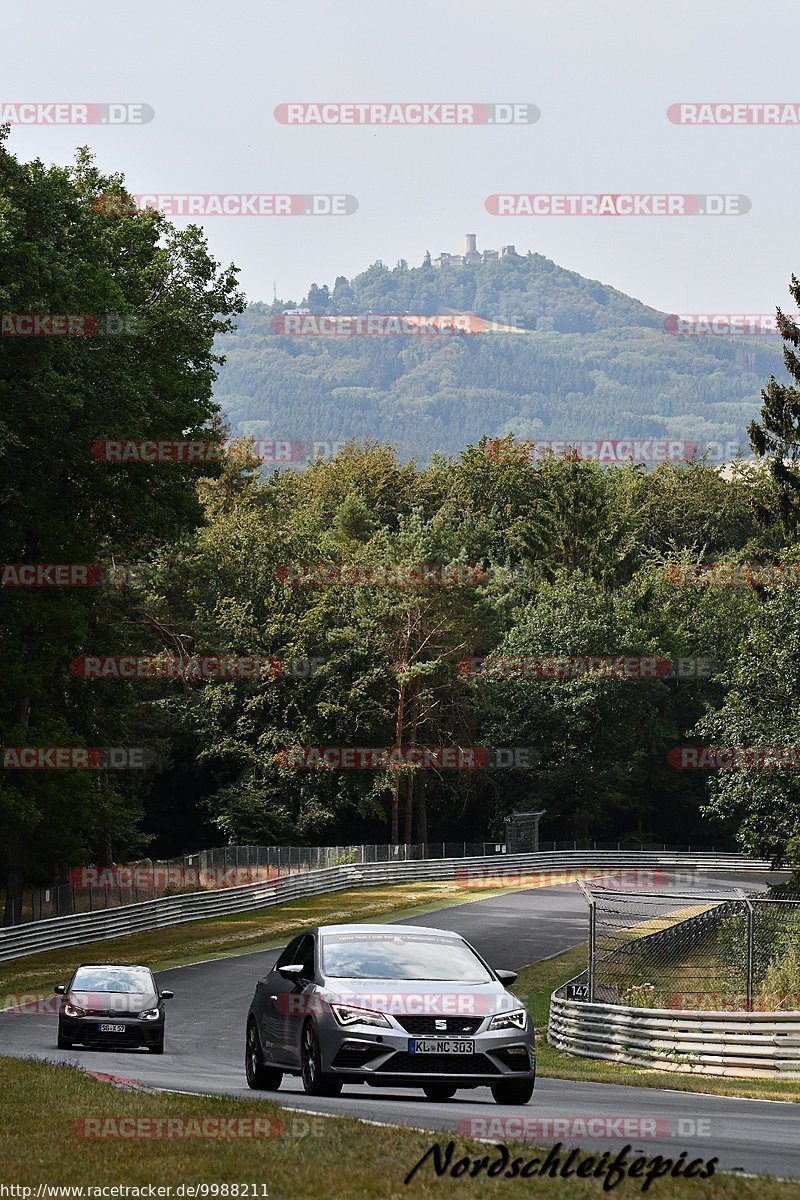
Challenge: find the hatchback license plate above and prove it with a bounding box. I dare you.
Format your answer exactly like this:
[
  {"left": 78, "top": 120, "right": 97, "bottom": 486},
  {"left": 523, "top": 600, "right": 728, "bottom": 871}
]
[
  {"left": 409, "top": 1039, "right": 474, "bottom": 1054},
  {"left": 98, "top": 1023, "right": 126, "bottom": 1033}
]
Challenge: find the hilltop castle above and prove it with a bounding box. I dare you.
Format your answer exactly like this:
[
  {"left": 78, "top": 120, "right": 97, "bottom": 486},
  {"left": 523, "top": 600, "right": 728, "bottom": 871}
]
[{"left": 423, "top": 234, "right": 518, "bottom": 268}]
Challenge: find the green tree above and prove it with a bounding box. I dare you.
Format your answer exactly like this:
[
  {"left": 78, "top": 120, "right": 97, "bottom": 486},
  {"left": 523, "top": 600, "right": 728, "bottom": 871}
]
[
  {"left": 696, "top": 579, "right": 800, "bottom": 859},
  {"left": 0, "top": 131, "right": 243, "bottom": 922},
  {"left": 748, "top": 280, "right": 800, "bottom": 533}
]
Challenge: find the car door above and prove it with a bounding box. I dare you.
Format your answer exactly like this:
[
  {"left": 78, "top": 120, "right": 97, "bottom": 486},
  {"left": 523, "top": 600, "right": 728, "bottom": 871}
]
[
  {"left": 283, "top": 934, "right": 317, "bottom": 1065},
  {"left": 260, "top": 936, "right": 303, "bottom": 1063}
]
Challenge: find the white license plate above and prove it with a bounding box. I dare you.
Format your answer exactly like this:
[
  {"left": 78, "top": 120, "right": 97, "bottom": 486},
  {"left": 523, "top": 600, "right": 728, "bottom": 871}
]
[
  {"left": 409, "top": 1039, "right": 474, "bottom": 1054},
  {"left": 98, "top": 1023, "right": 126, "bottom": 1033}
]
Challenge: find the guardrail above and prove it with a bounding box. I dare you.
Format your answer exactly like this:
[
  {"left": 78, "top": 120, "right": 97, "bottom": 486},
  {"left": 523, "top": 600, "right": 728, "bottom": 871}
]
[
  {"left": 547, "top": 888, "right": 800, "bottom": 1078},
  {"left": 548, "top": 990, "right": 800, "bottom": 1078},
  {"left": 0, "top": 850, "right": 775, "bottom": 963}
]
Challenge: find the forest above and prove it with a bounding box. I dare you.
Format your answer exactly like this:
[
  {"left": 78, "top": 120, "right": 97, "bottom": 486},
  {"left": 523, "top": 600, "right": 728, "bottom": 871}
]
[{"left": 4, "top": 130, "right": 800, "bottom": 920}]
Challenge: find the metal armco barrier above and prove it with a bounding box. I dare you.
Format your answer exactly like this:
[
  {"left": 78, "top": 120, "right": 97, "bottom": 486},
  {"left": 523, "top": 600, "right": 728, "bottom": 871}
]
[
  {"left": 0, "top": 850, "right": 774, "bottom": 963},
  {"left": 548, "top": 886, "right": 800, "bottom": 1078},
  {"left": 548, "top": 991, "right": 800, "bottom": 1078}
]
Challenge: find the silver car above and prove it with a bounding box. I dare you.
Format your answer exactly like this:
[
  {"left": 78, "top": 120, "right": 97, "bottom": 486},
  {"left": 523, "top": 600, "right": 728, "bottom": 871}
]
[{"left": 245, "top": 923, "right": 535, "bottom": 1103}]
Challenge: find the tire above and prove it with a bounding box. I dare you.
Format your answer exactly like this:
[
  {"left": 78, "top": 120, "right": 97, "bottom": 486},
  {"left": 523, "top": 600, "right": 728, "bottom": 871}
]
[
  {"left": 300, "top": 1021, "right": 342, "bottom": 1097},
  {"left": 57, "top": 1028, "right": 72, "bottom": 1050},
  {"left": 148, "top": 1037, "right": 164, "bottom": 1055},
  {"left": 490, "top": 1077, "right": 535, "bottom": 1106},
  {"left": 245, "top": 1020, "right": 283, "bottom": 1091},
  {"left": 422, "top": 1084, "right": 458, "bottom": 1101}
]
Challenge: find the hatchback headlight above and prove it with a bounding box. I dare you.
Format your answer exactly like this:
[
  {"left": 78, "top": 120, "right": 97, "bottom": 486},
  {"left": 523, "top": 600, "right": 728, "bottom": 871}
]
[
  {"left": 138, "top": 1008, "right": 161, "bottom": 1020},
  {"left": 488, "top": 1008, "right": 527, "bottom": 1031},
  {"left": 64, "top": 1002, "right": 86, "bottom": 1018},
  {"left": 330, "top": 1003, "right": 391, "bottom": 1028}
]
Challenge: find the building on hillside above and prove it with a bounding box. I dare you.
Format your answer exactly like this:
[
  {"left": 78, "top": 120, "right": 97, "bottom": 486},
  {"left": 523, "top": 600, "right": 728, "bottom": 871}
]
[{"left": 423, "top": 235, "right": 518, "bottom": 268}]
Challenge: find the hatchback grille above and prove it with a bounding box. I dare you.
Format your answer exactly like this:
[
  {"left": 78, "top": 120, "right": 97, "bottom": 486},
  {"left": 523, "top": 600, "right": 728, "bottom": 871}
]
[
  {"left": 395, "top": 1016, "right": 483, "bottom": 1036},
  {"left": 80, "top": 1029, "right": 143, "bottom": 1046},
  {"left": 385, "top": 1052, "right": 499, "bottom": 1075}
]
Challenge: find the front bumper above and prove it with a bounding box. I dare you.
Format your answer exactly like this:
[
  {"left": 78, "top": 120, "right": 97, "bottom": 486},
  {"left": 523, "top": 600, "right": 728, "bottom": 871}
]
[
  {"left": 317, "top": 1015, "right": 535, "bottom": 1085},
  {"left": 59, "top": 1016, "right": 164, "bottom": 1048}
]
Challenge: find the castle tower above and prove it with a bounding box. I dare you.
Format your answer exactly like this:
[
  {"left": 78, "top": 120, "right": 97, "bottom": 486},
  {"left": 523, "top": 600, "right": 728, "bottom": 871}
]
[
  {"left": 464, "top": 233, "right": 482, "bottom": 266},
  {"left": 422, "top": 249, "right": 431, "bottom": 267}
]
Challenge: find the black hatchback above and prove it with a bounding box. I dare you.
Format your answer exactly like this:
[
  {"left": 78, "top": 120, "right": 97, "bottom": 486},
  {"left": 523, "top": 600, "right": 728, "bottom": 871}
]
[{"left": 55, "top": 964, "right": 173, "bottom": 1053}]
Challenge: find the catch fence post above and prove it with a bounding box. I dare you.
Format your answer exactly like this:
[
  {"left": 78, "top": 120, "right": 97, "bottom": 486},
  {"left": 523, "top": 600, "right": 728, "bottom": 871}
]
[
  {"left": 577, "top": 881, "right": 596, "bottom": 1002},
  {"left": 745, "top": 899, "right": 755, "bottom": 1012},
  {"left": 736, "top": 889, "right": 755, "bottom": 1012}
]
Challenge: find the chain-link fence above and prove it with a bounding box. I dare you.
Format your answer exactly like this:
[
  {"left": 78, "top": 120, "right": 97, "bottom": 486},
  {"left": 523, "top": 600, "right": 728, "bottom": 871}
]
[
  {"left": 582, "top": 887, "right": 800, "bottom": 1012},
  {"left": 13, "top": 839, "right": 726, "bottom": 923},
  {"left": 18, "top": 841, "right": 501, "bottom": 922}
]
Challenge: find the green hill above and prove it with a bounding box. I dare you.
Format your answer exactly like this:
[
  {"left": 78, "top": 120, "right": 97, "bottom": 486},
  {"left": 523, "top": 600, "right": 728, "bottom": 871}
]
[{"left": 213, "top": 250, "right": 785, "bottom": 463}]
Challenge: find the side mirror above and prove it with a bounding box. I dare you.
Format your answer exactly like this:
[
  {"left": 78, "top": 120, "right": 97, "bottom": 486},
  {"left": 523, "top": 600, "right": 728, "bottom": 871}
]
[
  {"left": 495, "top": 969, "right": 518, "bottom": 986},
  {"left": 160, "top": 990, "right": 174, "bottom": 1000},
  {"left": 277, "top": 963, "right": 304, "bottom": 981},
  {"left": 54, "top": 985, "right": 66, "bottom": 994}
]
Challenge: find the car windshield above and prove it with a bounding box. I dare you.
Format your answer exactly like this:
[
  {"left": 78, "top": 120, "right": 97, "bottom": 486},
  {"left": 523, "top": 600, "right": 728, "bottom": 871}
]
[
  {"left": 320, "top": 933, "right": 493, "bottom": 981},
  {"left": 71, "top": 967, "right": 154, "bottom": 994}
]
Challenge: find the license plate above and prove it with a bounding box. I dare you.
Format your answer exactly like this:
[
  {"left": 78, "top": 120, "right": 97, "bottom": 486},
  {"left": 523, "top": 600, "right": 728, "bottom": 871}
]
[
  {"left": 409, "top": 1039, "right": 474, "bottom": 1054},
  {"left": 98, "top": 1023, "right": 126, "bottom": 1033}
]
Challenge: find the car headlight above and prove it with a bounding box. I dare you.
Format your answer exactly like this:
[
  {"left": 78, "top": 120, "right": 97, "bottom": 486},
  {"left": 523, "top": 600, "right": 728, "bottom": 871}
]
[
  {"left": 64, "top": 1003, "right": 86, "bottom": 1017},
  {"left": 138, "top": 1008, "right": 161, "bottom": 1020},
  {"left": 329, "top": 1003, "right": 391, "bottom": 1028},
  {"left": 488, "top": 1008, "right": 527, "bottom": 1031}
]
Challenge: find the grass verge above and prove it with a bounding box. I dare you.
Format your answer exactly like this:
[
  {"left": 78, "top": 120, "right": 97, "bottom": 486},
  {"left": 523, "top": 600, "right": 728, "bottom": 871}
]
[
  {"left": 511, "top": 946, "right": 800, "bottom": 1103},
  {"left": 0, "top": 1056, "right": 794, "bottom": 1198}
]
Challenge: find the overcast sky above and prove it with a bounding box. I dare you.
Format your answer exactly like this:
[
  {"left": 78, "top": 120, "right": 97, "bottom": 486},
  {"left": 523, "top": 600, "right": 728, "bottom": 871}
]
[{"left": 5, "top": 1, "right": 799, "bottom": 316}]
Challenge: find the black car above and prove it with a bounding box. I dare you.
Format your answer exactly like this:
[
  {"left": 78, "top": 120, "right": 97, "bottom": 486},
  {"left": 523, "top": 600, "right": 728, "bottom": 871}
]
[{"left": 54, "top": 963, "right": 173, "bottom": 1053}]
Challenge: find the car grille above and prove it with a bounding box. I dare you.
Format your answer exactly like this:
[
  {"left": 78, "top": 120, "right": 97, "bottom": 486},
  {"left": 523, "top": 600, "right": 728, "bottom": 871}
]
[
  {"left": 384, "top": 1052, "right": 499, "bottom": 1075},
  {"left": 80, "top": 1028, "right": 143, "bottom": 1047},
  {"left": 395, "top": 1016, "right": 483, "bottom": 1036}
]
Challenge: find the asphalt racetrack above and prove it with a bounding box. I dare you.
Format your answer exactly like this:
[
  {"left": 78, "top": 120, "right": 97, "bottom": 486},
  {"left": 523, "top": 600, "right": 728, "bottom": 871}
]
[{"left": 2, "top": 871, "right": 798, "bottom": 1180}]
